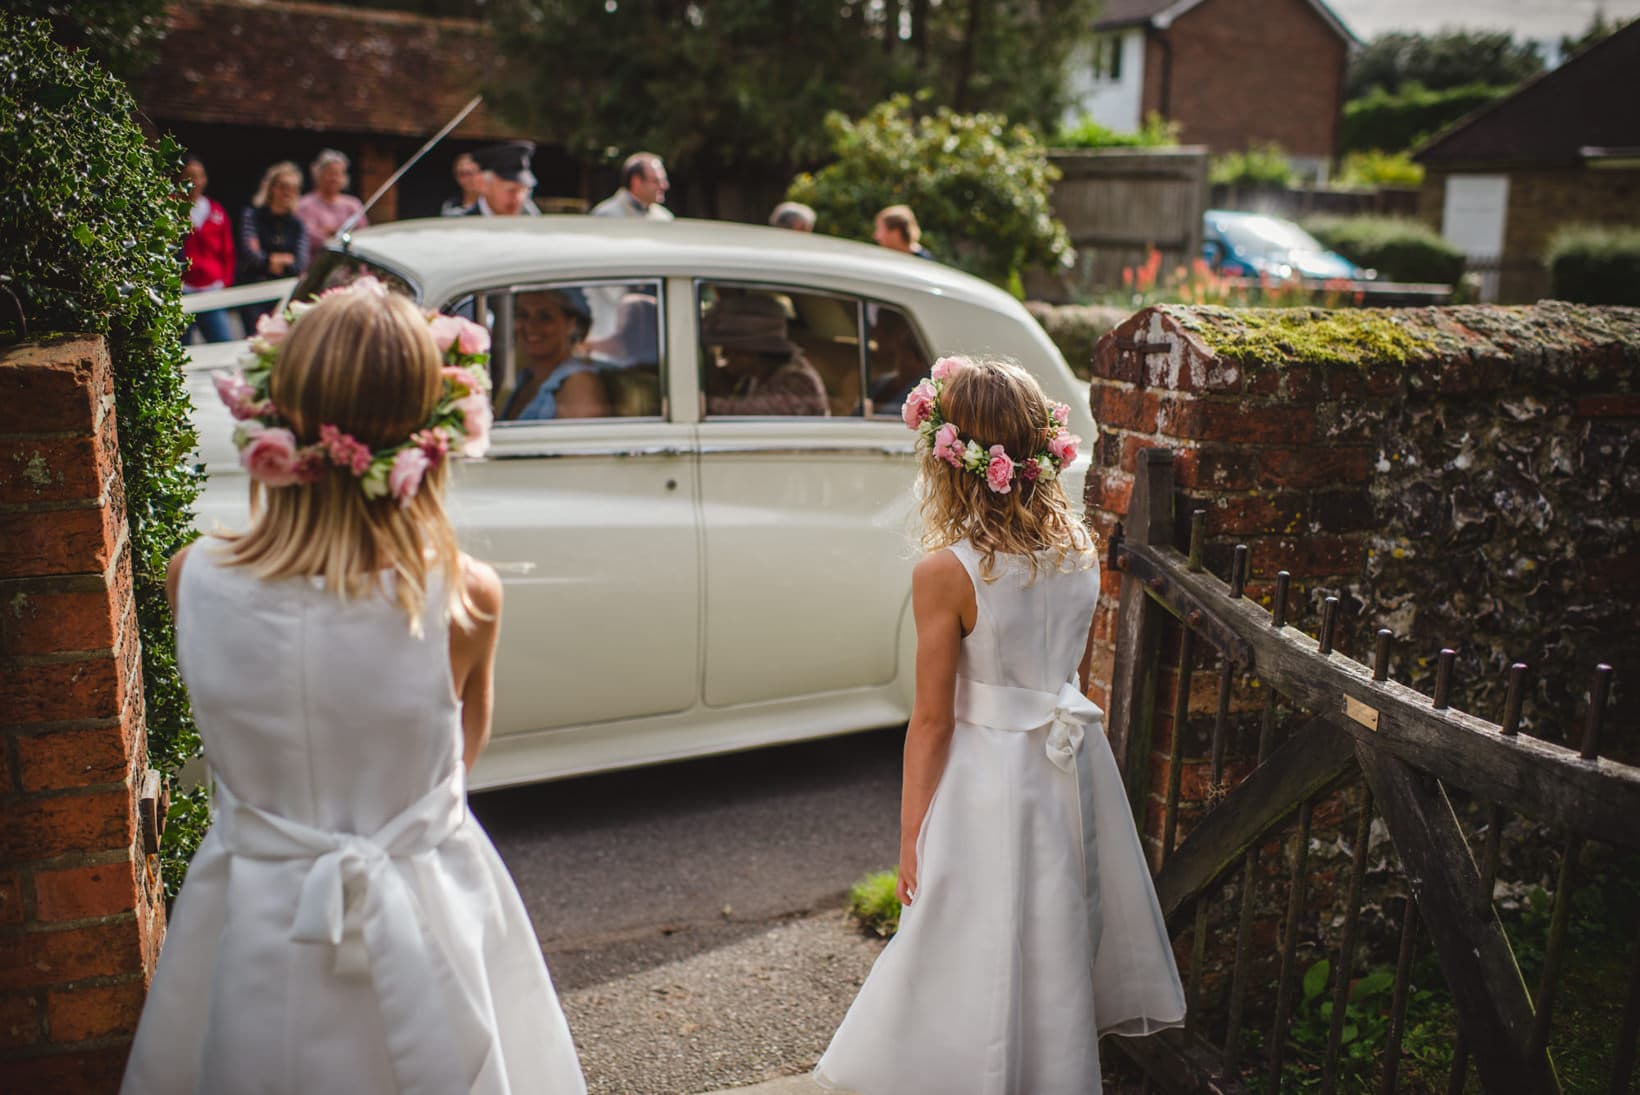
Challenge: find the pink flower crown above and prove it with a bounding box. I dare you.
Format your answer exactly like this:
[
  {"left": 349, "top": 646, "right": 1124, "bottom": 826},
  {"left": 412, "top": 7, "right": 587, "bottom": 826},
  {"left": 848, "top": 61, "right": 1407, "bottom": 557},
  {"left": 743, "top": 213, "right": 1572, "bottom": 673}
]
[
  {"left": 213, "top": 277, "right": 494, "bottom": 508},
  {"left": 902, "top": 355, "right": 1080, "bottom": 495}
]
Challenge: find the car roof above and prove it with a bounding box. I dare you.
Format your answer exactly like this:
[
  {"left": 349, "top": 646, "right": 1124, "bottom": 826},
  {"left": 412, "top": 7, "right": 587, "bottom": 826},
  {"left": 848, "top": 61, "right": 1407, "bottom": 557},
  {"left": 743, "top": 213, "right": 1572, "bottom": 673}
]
[{"left": 338, "top": 216, "right": 1023, "bottom": 313}]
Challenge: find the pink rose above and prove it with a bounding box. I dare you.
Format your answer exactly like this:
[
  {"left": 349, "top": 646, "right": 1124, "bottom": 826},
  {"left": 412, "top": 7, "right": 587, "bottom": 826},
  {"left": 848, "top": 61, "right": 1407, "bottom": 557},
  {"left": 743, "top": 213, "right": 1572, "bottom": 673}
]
[
  {"left": 441, "top": 365, "right": 476, "bottom": 397},
  {"left": 1051, "top": 401, "right": 1070, "bottom": 425},
  {"left": 388, "top": 447, "right": 431, "bottom": 508},
  {"left": 455, "top": 393, "right": 493, "bottom": 457},
  {"left": 455, "top": 317, "right": 490, "bottom": 356},
  {"left": 428, "top": 314, "right": 464, "bottom": 354},
  {"left": 932, "top": 422, "right": 964, "bottom": 467},
  {"left": 254, "top": 312, "right": 290, "bottom": 347},
  {"left": 213, "top": 372, "right": 264, "bottom": 420},
  {"left": 985, "top": 445, "right": 1014, "bottom": 494},
  {"left": 412, "top": 427, "right": 450, "bottom": 462},
  {"left": 901, "top": 380, "right": 937, "bottom": 428},
  {"left": 930, "top": 355, "right": 967, "bottom": 382},
  {"left": 240, "top": 425, "right": 303, "bottom": 487},
  {"left": 1048, "top": 428, "right": 1080, "bottom": 465}
]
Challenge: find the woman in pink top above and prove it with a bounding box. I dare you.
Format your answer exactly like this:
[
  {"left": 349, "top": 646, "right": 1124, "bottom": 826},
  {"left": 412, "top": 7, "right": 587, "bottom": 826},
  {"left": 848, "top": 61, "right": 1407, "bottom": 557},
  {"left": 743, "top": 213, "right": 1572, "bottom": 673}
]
[{"left": 295, "top": 148, "right": 367, "bottom": 258}]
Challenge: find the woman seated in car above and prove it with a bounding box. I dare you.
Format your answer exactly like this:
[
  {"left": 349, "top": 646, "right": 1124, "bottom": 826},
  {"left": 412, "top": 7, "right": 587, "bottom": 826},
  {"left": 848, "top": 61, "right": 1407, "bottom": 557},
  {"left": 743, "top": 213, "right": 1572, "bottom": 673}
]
[
  {"left": 502, "top": 287, "right": 612, "bottom": 420},
  {"left": 702, "top": 293, "right": 829, "bottom": 417}
]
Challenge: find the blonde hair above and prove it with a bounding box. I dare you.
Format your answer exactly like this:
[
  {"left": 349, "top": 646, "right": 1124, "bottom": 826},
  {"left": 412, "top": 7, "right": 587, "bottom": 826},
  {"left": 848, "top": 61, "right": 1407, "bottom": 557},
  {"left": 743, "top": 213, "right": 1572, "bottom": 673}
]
[
  {"left": 917, "top": 358, "right": 1093, "bottom": 581},
  {"left": 251, "top": 161, "right": 302, "bottom": 208},
  {"left": 220, "top": 290, "right": 473, "bottom": 631}
]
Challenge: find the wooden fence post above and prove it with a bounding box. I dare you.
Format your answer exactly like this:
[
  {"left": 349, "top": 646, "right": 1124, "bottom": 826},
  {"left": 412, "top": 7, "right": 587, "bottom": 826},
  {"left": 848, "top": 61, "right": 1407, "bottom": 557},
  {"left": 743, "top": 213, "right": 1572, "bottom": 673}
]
[{"left": 1107, "top": 446, "right": 1175, "bottom": 826}]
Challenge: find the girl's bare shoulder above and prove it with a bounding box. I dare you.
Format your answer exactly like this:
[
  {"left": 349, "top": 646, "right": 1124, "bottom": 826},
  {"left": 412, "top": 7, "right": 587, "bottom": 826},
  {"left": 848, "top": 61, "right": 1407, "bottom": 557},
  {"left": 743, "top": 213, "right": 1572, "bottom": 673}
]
[
  {"left": 457, "top": 553, "right": 503, "bottom": 616},
  {"left": 912, "top": 548, "right": 972, "bottom": 598}
]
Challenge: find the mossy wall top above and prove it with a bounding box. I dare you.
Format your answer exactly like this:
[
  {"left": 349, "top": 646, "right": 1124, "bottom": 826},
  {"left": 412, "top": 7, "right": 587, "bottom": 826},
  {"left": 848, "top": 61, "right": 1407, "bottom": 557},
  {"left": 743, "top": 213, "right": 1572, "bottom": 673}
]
[{"left": 1087, "top": 301, "right": 1640, "bottom": 752}]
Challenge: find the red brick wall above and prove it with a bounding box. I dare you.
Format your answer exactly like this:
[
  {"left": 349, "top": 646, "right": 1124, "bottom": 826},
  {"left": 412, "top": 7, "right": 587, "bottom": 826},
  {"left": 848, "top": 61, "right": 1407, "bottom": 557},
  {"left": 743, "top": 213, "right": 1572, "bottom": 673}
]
[
  {"left": 0, "top": 338, "right": 166, "bottom": 1088},
  {"left": 1158, "top": 0, "right": 1346, "bottom": 158}
]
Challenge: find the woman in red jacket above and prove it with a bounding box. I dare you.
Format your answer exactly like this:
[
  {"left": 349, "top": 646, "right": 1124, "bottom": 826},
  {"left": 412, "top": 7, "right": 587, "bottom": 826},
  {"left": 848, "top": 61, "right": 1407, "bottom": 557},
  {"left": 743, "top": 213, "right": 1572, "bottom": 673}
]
[{"left": 182, "top": 157, "right": 236, "bottom": 343}]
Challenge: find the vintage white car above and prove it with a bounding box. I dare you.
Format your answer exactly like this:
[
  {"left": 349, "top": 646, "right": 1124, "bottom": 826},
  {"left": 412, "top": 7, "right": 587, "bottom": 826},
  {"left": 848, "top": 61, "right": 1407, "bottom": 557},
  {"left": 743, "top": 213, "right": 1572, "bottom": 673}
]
[{"left": 185, "top": 217, "right": 1093, "bottom": 790}]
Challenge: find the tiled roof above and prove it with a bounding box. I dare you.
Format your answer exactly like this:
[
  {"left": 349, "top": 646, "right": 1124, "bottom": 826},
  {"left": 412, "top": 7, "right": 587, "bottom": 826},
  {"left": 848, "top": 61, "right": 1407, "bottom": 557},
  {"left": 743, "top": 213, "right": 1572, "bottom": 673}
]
[
  {"left": 136, "top": 0, "right": 527, "bottom": 139},
  {"left": 1095, "top": 0, "right": 1356, "bottom": 42},
  {"left": 1417, "top": 19, "right": 1640, "bottom": 166}
]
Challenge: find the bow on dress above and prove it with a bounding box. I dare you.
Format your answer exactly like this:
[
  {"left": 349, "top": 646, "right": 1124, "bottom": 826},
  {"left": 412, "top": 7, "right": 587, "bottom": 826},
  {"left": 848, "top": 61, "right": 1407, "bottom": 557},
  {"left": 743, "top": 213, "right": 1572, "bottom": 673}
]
[
  {"left": 954, "top": 676, "right": 1107, "bottom": 964},
  {"left": 216, "top": 775, "right": 494, "bottom": 1095}
]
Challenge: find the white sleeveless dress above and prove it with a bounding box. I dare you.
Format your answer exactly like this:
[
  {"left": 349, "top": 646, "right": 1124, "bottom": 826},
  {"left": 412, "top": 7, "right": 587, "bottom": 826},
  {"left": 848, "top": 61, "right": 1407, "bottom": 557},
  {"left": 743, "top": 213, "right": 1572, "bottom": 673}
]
[
  {"left": 121, "top": 544, "right": 585, "bottom": 1095},
  {"left": 815, "top": 541, "right": 1185, "bottom": 1095}
]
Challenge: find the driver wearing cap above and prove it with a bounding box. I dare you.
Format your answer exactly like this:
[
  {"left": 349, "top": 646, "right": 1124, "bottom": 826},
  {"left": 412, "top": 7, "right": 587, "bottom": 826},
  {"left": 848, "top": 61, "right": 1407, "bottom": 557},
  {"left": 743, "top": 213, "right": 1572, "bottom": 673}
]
[{"left": 461, "top": 140, "right": 541, "bottom": 217}]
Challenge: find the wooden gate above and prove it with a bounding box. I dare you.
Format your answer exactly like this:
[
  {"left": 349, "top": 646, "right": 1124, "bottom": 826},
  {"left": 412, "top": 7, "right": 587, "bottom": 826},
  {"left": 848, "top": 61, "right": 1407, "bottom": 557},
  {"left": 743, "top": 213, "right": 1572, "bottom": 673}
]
[{"left": 1105, "top": 447, "right": 1640, "bottom": 1094}]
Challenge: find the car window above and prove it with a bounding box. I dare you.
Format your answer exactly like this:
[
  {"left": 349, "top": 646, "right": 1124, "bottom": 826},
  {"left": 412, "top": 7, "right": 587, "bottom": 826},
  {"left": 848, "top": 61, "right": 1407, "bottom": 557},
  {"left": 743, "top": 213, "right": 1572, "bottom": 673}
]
[
  {"left": 698, "top": 282, "right": 860, "bottom": 419},
  {"left": 473, "top": 279, "right": 664, "bottom": 425},
  {"left": 864, "top": 304, "right": 931, "bottom": 419}
]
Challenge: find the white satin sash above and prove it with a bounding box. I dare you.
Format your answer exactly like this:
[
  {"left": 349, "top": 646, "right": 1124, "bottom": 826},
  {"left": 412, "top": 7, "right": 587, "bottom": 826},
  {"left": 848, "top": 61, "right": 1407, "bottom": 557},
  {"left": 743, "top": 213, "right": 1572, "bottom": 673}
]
[
  {"left": 954, "top": 676, "right": 1107, "bottom": 963},
  {"left": 214, "top": 773, "right": 492, "bottom": 1095}
]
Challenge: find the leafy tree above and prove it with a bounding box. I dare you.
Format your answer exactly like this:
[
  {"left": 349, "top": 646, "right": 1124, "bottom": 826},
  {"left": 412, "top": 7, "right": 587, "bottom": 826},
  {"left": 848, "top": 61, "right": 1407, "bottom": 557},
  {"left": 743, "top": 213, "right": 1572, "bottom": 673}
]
[
  {"left": 1560, "top": 12, "right": 1632, "bottom": 60},
  {"left": 1341, "top": 81, "right": 1510, "bottom": 155},
  {"left": 486, "top": 0, "right": 1101, "bottom": 204},
  {"left": 786, "top": 95, "right": 1072, "bottom": 290},
  {"left": 6, "top": 0, "right": 170, "bottom": 76},
  {"left": 1347, "top": 30, "right": 1542, "bottom": 98}
]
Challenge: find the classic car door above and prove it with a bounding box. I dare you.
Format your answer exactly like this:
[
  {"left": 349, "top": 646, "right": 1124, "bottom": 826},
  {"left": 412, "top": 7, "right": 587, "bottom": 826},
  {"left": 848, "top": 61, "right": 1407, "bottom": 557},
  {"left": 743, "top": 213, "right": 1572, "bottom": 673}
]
[
  {"left": 692, "top": 279, "right": 929, "bottom": 708},
  {"left": 446, "top": 279, "right": 701, "bottom": 735}
]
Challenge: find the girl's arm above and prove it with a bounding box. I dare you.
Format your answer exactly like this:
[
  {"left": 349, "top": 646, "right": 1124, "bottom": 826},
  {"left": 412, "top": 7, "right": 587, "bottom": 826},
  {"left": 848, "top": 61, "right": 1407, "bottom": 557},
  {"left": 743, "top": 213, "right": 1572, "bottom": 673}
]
[
  {"left": 448, "top": 557, "right": 504, "bottom": 771},
  {"left": 897, "top": 549, "right": 974, "bottom": 905}
]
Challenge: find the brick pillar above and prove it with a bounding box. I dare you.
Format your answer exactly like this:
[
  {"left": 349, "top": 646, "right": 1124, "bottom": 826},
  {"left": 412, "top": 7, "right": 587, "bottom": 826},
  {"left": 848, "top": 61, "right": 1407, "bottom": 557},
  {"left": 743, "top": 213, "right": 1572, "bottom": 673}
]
[
  {"left": 359, "top": 138, "right": 398, "bottom": 223},
  {"left": 0, "top": 337, "right": 166, "bottom": 1088}
]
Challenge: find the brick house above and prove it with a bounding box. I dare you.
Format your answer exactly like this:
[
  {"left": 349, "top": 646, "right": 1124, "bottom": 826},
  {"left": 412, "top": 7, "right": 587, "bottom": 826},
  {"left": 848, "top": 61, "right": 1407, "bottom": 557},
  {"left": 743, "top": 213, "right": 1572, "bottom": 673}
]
[
  {"left": 133, "top": 0, "right": 568, "bottom": 222},
  {"left": 1414, "top": 20, "right": 1640, "bottom": 304},
  {"left": 1063, "top": 0, "right": 1357, "bottom": 179}
]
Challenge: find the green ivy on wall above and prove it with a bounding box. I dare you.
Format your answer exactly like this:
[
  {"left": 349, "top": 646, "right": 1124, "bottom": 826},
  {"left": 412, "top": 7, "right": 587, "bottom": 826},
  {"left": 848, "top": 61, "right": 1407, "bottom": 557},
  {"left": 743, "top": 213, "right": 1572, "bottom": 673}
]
[{"left": 1, "top": 16, "right": 204, "bottom": 894}]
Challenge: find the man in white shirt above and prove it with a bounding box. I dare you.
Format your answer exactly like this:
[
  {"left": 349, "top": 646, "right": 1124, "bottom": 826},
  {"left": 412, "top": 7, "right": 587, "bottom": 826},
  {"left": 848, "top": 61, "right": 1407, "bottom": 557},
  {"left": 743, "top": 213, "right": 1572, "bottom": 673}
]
[{"left": 591, "top": 152, "right": 674, "bottom": 220}]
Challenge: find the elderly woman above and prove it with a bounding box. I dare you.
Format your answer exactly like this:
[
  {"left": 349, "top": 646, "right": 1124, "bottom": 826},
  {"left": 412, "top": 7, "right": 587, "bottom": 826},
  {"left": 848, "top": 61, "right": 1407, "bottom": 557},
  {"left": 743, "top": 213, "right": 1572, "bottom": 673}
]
[
  {"left": 702, "top": 293, "right": 829, "bottom": 417},
  {"left": 237, "top": 161, "right": 308, "bottom": 329},
  {"left": 501, "top": 288, "right": 612, "bottom": 420},
  {"left": 296, "top": 149, "right": 367, "bottom": 255}
]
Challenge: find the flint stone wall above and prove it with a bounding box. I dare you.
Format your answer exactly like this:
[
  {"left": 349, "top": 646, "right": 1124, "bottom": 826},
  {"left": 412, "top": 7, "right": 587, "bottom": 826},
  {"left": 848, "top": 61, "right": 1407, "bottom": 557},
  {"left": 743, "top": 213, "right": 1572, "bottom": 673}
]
[{"left": 1085, "top": 301, "right": 1640, "bottom": 772}]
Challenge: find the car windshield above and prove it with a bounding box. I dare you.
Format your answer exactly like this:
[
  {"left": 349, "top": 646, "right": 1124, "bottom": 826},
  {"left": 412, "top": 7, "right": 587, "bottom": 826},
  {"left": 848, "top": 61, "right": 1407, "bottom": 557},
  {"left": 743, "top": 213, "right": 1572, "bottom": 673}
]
[
  {"left": 290, "top": 252, "right": 417, "bottom": 305},
  {"left": 1218, "top": 216, "right": 1325, "bottom": 257}
]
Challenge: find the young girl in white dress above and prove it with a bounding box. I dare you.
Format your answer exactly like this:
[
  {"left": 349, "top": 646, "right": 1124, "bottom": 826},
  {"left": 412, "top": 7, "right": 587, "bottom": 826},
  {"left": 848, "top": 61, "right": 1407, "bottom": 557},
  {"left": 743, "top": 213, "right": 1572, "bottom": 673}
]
[
  {"left": 815, "top": 356, "right": 1185, "bottom": 1095},
  {"left": 121, "top": 282, "right": 586, "bottom": 1095}
]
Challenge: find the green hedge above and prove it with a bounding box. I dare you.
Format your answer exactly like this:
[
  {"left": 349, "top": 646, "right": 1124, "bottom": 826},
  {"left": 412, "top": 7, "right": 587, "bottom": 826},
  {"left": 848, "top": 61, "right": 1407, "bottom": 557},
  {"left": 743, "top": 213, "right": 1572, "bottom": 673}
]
[
  {"left": 1303, "top": 215, "right": 1465, "bottom": 285},
  {"left": 1545, "top": 225, "right": 1640, "bottom": 306},
  {"left": 1024, "top": 301, "right": 1131, "bottom": 379},
  {"left": 1341, "top": 82, "right": 1511, "bottom": 155},
  {"left": 1, "top": 17, "right": 203, "bottom": 893}
]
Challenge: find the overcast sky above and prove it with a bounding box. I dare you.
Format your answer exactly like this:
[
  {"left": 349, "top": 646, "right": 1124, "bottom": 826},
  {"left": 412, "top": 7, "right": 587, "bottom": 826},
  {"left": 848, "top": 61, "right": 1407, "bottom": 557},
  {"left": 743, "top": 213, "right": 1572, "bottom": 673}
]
[{"left": 1327, "top": 0, "right": 1640, "bottom": 43}]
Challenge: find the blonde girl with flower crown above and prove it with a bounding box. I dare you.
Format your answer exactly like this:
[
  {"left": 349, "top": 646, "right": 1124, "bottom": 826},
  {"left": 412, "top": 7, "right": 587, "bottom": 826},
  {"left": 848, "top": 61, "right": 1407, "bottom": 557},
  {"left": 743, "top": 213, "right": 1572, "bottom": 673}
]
[
  {"left": 121, "top": 283, "right": 586, "bottom": 1095},
  {"left": 815, "top": 356, "right": 1185, "bottom": 1095}
]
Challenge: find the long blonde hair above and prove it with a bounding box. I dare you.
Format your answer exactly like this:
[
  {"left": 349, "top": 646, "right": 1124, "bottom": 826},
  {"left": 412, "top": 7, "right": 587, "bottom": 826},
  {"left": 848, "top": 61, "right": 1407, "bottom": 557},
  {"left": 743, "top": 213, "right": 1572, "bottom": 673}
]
[
  {"left": 220, "top": 290, "right": 471, "bottom": 631},
  {"left": 251, "top": 161, "right": 301, "bottom": 208},
  {"left": 917, "top": 358, "right": 1093, "bottom": 581}
]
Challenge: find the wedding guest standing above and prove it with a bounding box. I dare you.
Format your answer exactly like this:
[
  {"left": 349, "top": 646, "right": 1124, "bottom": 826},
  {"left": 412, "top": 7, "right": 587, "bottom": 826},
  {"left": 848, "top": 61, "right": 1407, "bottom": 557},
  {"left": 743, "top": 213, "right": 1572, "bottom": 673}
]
[
  {"left": 441, "top": 152, "right": 484, "bottom": 216},
  {"left": 816, "top": 356, "right": 1185, "bottom": 1095},
  {"left": 591, "top": 151, "right": 673, "bottom": 220},
  {"left": 295, "top": 148, "right": 367, "bottom": 253},
  {"left": 181, "top": 155, "right": 235, "bottom": 343},
  {"left": 768, "top": 201, "right": 816, "bottom": 232},
  {"left": 237, "top": 161, "right": 308, "bottom": 330},
  {"left": 873, "top": 204, "right": 936, "bottom": 260},
  {"left": 120, "top": 280, "right": 586, "bottom": 1095}
]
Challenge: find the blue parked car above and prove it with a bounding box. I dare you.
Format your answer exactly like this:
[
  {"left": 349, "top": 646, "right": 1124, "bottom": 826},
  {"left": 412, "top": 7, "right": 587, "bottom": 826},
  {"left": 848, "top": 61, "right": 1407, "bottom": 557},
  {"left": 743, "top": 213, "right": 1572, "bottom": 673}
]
[{"left": 1202, "top": 210, "right": 1373, "bottom": 282}]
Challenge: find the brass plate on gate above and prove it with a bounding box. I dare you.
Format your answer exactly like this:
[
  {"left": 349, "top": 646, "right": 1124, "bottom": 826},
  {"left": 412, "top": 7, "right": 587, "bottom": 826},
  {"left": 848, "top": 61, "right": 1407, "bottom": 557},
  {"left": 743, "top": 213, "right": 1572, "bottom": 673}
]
[{"left": 1345, "top": 695, "right": 1380, "bottom": 730}]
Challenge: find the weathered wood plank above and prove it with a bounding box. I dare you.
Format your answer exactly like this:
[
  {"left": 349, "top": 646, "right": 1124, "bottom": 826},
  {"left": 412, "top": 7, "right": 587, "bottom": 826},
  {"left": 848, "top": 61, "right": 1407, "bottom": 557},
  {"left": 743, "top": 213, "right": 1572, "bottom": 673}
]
[
  {"left": 1116, "top": 541, "right": 1640, "bottom": 847},
  {"left": 1154, "top": 714, "right": 1356, "bottom": 921},
  {"left": 1103, "top": 446, "right": 1176, "bottom": 818},
  {"left": 1114, "top": 1028, "right": 1253, "bottom": 1095},
  {"left": 1355, "top": 745, "right": 1561, "bottom": 1095}
]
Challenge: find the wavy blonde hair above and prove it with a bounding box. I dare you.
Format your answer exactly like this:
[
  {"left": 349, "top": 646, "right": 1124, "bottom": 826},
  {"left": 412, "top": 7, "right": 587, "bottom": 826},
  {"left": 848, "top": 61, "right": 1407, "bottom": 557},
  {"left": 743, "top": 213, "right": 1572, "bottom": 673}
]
[
  {"left": 917, "top": 358, "right": 1093, "bottom": 581},
  {"left": 220, "top": 290, "right": 472, "bottom": 632}
]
